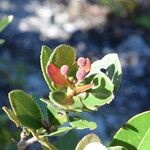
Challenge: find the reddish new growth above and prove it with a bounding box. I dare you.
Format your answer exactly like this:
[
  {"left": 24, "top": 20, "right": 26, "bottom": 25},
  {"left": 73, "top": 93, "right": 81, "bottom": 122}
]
[
  {"left": 47, "top": 57, "right": 93, "bottom": 97},
  {"left": 60, "top": 65, "right": 69, "bottom": 76},
  {"left": 77, "top": 57, "right": 86, "bottom": 67},
  {"left": 76, "top": 57, "right": 91, "bottom": 81}
]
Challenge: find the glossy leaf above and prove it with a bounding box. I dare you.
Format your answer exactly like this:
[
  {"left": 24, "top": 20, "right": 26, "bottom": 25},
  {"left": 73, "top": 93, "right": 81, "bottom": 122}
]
[
  {"left": 110, "top": 111, "right": 150, "bottom": 150},
  {"left": 69, "top": 119, "right": 97, "bottom": 130},
  {"left": 0, "top": 15, "right": 13, "bottom": 32},
  {"left": 75, "top": 134, "right": 101, "bottom": 150},
  {"left": 88, "top": 53, "right": 122, "bottom": 92},
  {"left": 9, "top": 90, "right": 44, "bottom": 129},
  {"left": 48, "top": 44, "right": 77, "bottom": 78},
  {"left": 2, "top": 106, "right": 21, "bottom": 127},
  {"left": 41, "top": 98, "right": 68, "bottom": 125},
  {"left": 44, "top": 127, "right": 73, "bottom": 137},
  {"left": 81, "top": 73, "right": 114, "bottom": 110},
  {"left": 50, "top": 91, "right": 73, "bottom": 108},
  {"left": 48, "top": 44, "right": 76, "bottom": 68},
  {"left": 49, "top": 91, "right": 84, "bottom": 112},
  {"left": 40, "top": 45, "right": 55, "bottom": 90}
]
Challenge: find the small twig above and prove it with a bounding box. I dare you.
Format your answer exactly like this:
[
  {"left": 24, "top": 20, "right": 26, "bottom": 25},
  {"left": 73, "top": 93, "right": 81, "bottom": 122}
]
[
  {"left": 17, "top": 131, "right": 37, "bottom": 150},
  {"left": 26, "top": 137, "right": 37, "bottom": 146},
  {"left": 17, "top": 127, "right": 56, "bottom": 150}
]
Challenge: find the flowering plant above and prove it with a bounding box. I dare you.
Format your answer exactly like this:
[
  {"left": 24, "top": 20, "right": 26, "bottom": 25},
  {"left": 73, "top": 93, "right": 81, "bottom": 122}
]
[
  {"left": 43, "top": 45, "right": 121, "bottom": 112},
  {"left": 2, "top": 44, "right": 121, "bottom": 149},
  {"left": 3, "top": 44, "right": 149, "bottom": 150}
]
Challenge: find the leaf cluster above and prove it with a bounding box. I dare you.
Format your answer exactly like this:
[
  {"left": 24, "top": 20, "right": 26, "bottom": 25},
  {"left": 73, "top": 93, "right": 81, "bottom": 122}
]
[{"left": 3, "top": 44, "right": 122, "bottom": 149}]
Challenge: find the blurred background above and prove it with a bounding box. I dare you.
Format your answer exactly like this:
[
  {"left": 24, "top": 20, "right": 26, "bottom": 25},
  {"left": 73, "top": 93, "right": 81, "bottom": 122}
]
[{"left": 0, "top": 0, "right": 150, "bottom": 149}]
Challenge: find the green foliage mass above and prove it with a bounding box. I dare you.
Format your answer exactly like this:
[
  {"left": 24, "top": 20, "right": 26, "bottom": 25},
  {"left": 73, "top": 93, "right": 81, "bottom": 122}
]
[
  {"left": 1, "top": 15, "right": 149, "bottom": 150},
  {"left": 5, "top": 44, "right": 149, "bottom": 150}
]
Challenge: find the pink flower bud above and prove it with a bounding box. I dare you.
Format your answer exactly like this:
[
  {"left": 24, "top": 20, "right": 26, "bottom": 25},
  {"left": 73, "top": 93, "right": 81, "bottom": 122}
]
[
  {"left": 76, "top": 69, "right": 86, "bottom": 81},
  {"left": 60, "top": 65, "right": 69, "bottom": 76},
  {"left": 77, "top": 57, "right": 86, "bottom": 67}
]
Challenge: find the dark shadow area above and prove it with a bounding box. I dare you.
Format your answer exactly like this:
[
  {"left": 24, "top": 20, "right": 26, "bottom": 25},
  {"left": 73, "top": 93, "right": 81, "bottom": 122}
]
[
  {"left": 111, "top": 139, "right": 137, "bottom": 150},
  {"left": 122, "top": 123, "right": 139, "bottom": 133}
]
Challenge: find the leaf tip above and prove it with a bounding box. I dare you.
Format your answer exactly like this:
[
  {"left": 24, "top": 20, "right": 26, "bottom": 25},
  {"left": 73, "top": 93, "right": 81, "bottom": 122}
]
[{"left": 2, "top": 106, "right": 7, "bottom": 111}]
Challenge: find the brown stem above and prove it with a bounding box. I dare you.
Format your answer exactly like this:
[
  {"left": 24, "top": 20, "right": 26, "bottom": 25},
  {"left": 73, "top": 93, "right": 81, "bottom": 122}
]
[{"left": 17, "top": 131, "right": 37, "bottom": 150}]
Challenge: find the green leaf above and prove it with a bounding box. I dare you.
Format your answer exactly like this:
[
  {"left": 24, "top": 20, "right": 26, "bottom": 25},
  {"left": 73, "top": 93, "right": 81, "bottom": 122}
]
[
  {"left": 2, "top": 106, "right": 21, "bottom": 127},
  {"left": 40, "top": 45, "right": 55, "bottom": 91},
  {"left": 48, "top": 44, "right": 76, "bottom": 73},
  {"left": 81, "top": 73, "right": 114, "bottom": 110},
  {"left": 49, "top": 91, "right": 73, "bottom": 109},
  {"left": 75, "top": 134, "right": 101, "bottom": 150},
  {"left": 88, "top": 53, "right": 122, "bottom": 92},
  {"left": 55, "top": 130, "right": 78, "bottom": 150},
  {"left": 49, "top": 91, "right": 84, "bottom": 112},
  {"left": 0, "top": 15, "right": 13, "bottom": 32},
  {"left": 31, "top": 94, "right": 49, "bottom": 122},
  {"left": 110, "top": 111, "right": 150, "bottom": 150},
  {"left": 47, "top": 105, "right": 68, "bottom": 125},
  {"left": 108, "top": 146, "right": 127, "bottom": 150},
  {"left": 41, "top": 98, "right": 68, "bottom": 125},
  {"left": 44, "top": 127, "right": 73, "bottom": 137},
  {"left": 9, "top": 90, "right": 44, "bottom": 129},
  {"left": 47, "top": 107, "right": 60, "bottom": 126},
  {"left": 69, "top": 119, "right": 97, "bottom": 130}
]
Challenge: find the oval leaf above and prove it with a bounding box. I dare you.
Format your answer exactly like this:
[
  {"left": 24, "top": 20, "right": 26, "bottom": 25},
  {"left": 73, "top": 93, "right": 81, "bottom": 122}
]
[
  {"left": 50, "top": 91, "right": 74, "bottom": 108},
  {"left": 48, "top": 44, "right": 76, "bottom": 68},
  {"left": 110, "top": 111, "right": 150, "bottom": 150},
  {"left": 9, "top": 90, "right": 44, "bottom": 129},
  {"left": 49, "top": 91, "right": 84, "bottom": 112}
]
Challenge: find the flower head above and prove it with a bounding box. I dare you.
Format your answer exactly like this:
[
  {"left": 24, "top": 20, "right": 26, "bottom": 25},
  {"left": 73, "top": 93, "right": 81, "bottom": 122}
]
[{"left": 45, "top": 45, "right": 117, "bottom": 112}]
